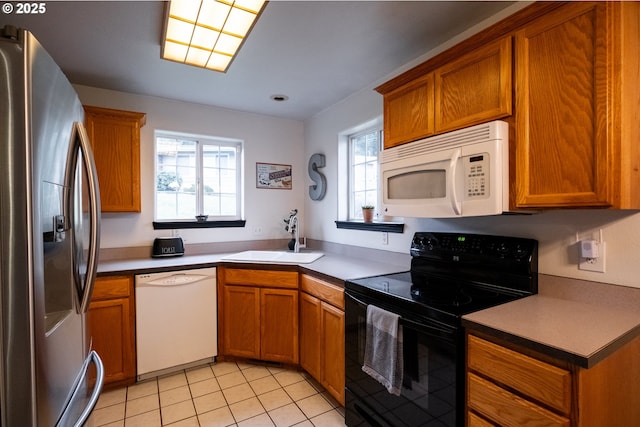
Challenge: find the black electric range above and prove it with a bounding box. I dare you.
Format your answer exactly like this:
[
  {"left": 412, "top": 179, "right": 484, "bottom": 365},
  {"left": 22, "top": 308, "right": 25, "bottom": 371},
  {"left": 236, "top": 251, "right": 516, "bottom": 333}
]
[{"left": 344, "top": 232, "right": 538, "bottom": 427}]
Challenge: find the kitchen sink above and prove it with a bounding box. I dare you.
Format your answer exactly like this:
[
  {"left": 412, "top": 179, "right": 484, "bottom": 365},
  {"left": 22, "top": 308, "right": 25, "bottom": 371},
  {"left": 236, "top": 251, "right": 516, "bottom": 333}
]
[{"left": 221, "top": 250, "right": 324, "bottom": 264}]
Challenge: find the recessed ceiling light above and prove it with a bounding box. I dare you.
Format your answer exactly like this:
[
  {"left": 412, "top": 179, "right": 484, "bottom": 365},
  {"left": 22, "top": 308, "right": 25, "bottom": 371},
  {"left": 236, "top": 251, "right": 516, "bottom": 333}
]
[{"left": 270, "top": 94, "right": 289, "bottom": 102}]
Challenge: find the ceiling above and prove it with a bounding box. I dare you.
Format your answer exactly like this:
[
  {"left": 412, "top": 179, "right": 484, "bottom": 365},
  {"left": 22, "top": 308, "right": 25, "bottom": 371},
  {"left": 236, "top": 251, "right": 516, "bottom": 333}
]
[{"left": 1, "top": 1, "right": 515, "bottom": 121}]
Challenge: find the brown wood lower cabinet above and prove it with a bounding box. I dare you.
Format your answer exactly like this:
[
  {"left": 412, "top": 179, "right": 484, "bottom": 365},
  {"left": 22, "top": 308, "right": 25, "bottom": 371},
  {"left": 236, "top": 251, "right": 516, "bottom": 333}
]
[
  {"left": 299, "top": 274, "right": 345, "bottom": 405},
  {"left": 88, "top": 275, "right": 135, "bottom": 388},
  {"left": 218, "top": 267, "right": 346, "bottom": 404},
  {"left": 467, "top": 332, "right": 640, "bottom": 427},
  {"left": 218, "top": 267, "right": 299, "bottom": 364}
]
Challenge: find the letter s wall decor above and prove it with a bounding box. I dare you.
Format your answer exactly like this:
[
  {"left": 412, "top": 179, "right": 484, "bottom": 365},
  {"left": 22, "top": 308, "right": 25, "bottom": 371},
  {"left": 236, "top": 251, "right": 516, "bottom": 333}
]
[{"left": 308, "top": 153, "right": 326, "bottom": 200}]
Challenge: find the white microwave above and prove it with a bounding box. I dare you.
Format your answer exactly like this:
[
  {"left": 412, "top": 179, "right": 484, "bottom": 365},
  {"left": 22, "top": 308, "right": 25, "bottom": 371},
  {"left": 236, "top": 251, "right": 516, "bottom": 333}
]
[{"left": 380, "top": 120, "right": 509, "bottom": 218}]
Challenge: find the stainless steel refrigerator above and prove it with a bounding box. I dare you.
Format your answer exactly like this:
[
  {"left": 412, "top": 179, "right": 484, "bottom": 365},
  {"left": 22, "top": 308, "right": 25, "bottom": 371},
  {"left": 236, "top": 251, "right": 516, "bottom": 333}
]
[{"left": 0, "top": 26, "right": 104, "bottom": 426}]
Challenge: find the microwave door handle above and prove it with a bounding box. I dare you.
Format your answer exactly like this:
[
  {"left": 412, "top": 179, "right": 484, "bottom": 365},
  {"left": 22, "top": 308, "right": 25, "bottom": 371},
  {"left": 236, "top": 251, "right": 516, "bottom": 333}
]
[{"left": 448, "top": 149, "right": 462, "bottom": 216}]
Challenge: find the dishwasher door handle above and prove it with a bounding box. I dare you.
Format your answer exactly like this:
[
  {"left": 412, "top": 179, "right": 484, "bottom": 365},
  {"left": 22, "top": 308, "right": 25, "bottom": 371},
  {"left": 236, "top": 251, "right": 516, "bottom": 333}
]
[{"left": 139, "top": 274, "right": 211, "bottom": 287}]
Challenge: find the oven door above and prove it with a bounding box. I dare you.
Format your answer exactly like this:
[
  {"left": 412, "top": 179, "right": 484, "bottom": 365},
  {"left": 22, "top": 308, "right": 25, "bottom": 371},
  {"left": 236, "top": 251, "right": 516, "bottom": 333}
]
[{"left": 345, "top": 289, "right": 463, "bottom": 427}]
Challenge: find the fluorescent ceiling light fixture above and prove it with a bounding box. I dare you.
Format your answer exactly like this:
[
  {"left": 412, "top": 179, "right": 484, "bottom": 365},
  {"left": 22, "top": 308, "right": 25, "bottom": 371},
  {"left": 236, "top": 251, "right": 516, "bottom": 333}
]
[{"left": 162, "top": 0, "right": 267, "bottom": 72}]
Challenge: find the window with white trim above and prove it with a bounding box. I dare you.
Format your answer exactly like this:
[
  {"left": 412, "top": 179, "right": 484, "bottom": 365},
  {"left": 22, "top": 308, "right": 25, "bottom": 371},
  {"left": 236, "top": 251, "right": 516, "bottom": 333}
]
[
  {"left": 155, "top": 131, "right": 243, "bottom": 221},
  {"left": 349, "top": 126, "right": 382, "bottom": 220}
]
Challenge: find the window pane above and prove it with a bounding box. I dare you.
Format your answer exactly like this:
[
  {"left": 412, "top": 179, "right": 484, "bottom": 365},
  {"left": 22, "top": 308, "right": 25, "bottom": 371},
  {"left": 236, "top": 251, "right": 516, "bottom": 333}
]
[
  {"left": 353, "top": 192, "right": 366, "bottom": 219},
  {"left": 353, "top": 164, "right": 366, "bottom": 191},
  {"left": 156, "top": 138, "right": 197, "bottom": 220},
  {"left": 203, "top": 193, "right": 220, "bottom": 216},
  {"left": 349, "top": 126, "right": 380, "bottom": 220},
  {"left": 155, "top": 133, "right": 242, "bottom": 221},
  {"left": 366, "top": 133, "right": 379, "bottom": 161},
  {"left": 365, "top": 161, "right": 377, "bottom": 189},
  {"left": 177, "top": 192, "right": 196, "bottom": 218},
  {"left": 219, "top": 168, "right": 236, "bottom": 194}
]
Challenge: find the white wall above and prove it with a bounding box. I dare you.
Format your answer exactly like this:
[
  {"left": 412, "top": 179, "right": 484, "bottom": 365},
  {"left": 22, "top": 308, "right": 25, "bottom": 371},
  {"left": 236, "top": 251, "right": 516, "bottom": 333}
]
[
  {"left": 75, "top": 85, "right": 305, "bottom": 249},
  {"left": 302, "top": 4, "right": 640, "bottom": 289}
]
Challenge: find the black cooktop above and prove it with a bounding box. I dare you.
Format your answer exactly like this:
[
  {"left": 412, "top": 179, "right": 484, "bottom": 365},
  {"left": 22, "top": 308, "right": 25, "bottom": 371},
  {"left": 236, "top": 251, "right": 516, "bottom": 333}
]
[
  {"left": 346, "top": 271, "right": 522, "bottom": 324},
  {"left": 345, "top": 232, "right": 538, "bottom": 326}
]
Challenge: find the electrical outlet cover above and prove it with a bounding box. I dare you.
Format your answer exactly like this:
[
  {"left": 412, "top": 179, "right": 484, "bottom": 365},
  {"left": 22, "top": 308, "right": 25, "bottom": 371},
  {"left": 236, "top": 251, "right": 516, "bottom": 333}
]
[{"left": 579, "top": 242, "right": 605, "bottom": 273}]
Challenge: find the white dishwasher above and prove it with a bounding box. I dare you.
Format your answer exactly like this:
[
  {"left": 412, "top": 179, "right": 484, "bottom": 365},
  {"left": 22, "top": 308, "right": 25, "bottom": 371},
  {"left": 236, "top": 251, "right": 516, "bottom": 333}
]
[{"left": 135, "top": 267, "right": 217, "bottom": 381}]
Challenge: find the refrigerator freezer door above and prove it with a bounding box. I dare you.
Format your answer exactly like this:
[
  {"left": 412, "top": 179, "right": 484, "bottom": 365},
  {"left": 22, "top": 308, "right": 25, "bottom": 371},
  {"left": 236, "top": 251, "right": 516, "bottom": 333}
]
[
  {"left": 0, "top": 28, "right": 103, "bottom": 426},
  {"left": 29, "top": 30, "right": 89, "bottom": 427}
]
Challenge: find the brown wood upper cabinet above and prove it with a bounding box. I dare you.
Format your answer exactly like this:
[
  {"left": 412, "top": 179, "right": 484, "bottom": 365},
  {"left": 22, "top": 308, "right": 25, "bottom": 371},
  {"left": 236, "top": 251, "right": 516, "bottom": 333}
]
[
  {"left": 83, "top": 106, "right": 146, "bottom": 212},
  {"left": 435, "top": 36, "right": 512, "bottom": 134},
  {"left": 382, "top": 72, "right": 435, "bottom": 149},
  {"left": 378, "top": 36, "right": 512, "bottom": 149},
  {"left": 378, "top": 2, "right": 640, "bottom": 210},
  {"left": 514, "top": 2, "right": 640, "bottom": 209}
]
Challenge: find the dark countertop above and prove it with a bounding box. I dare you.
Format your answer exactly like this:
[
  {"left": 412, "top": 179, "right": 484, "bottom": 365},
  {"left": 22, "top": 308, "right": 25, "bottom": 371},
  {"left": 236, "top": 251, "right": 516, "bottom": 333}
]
[
  {"left": 100, "top": 248, "right": 640, "bottom": 370},
  {"left": 462, "top": 276, "right": 640, "bottom": 369}
]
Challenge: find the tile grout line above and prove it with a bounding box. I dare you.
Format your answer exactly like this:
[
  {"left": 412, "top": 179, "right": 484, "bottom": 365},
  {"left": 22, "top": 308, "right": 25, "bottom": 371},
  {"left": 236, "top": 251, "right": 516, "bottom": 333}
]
[{"left": 90, "top": 361, "right": 344, "bottom": 427}]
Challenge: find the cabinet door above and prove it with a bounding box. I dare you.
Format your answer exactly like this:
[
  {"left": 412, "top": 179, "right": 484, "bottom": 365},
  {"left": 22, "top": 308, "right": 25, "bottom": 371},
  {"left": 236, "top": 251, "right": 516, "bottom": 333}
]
[
  {"left": 83, "top": 106, "right": 146, "bottom": 212},
  {"left": 88, "top": 276, "right": 135, "bottom": 387},
  {"left": 299, "top": 292, "right": 321, "bottom": 379},
  {"left": 435, "top": 36, "right": 512, "bottom": 133},
  {"left": 222, "top": 285, "right": 261, "bottom": 359},
  {"left": 383, "top": 73, "right": 435, "bottom": 149},
  {"left": 321, "top": 302, "right": 345, "bottom": 405},
  {"left": 88, "top": 298, "right": 134, "bottom": 386},
  {"left": 514, "top": 3, "right": 610, "bottom": 208},
  {"left": 261, "top": 288, "right": 298, "bottom": 363}
]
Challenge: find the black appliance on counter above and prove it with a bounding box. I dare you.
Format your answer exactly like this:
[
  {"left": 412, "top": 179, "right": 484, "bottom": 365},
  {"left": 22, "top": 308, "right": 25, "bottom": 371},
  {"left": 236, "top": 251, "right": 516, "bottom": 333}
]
[{"left": 345, "top": 232, "right": 538, "bottom": 426}]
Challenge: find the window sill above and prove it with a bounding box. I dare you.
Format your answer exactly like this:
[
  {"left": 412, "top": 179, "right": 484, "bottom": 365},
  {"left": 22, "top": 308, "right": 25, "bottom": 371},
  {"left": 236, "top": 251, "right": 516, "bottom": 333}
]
[
  {"left": 335, "top": 220, "right": 404, "bottom": 233},
  {"left": 153, "top": 220, "right": 246, "bottom": 230}
]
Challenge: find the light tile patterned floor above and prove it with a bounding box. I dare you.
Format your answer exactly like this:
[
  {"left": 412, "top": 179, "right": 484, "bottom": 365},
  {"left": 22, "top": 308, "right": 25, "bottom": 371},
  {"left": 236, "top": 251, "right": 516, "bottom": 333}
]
[{"left": 87, "top": 361, "right": 346, "bottom": 427}]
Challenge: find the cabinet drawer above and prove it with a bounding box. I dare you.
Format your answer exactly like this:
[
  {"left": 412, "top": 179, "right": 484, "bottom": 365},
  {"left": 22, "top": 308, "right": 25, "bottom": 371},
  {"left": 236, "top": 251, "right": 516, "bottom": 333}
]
[
  {"left": 467, "top": 335, "right": 571, "bottom": 414},
  {"left": 468, "top": 411, "right": 496, "bottom": 427},
  {"left": 224, "top": 268, "right": 298, "bottom": 289},
  {"left": 93, "top": 276, "right": 132, "bottom": 300},
  {"left": 300, "top": 275, "right": 344, "bottom": 310},
  {"left": 468, "top": 373, "right": 570, "bottom": 427}
]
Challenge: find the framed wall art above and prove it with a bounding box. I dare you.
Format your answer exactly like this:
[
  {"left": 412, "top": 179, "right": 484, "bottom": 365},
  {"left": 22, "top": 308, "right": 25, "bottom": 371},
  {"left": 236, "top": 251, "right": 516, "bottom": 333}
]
[{"left": 256, "top": 162, "right": 292, "bottom": 189}]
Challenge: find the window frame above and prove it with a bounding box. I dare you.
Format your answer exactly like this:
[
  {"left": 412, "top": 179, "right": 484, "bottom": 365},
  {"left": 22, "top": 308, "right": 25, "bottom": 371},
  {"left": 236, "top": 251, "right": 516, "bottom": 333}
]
[
  {"left": 347, "top": 126, "right": 382, "bottom": 221},
  {"left": 153, "top": 130, "right": 244, "bottom": 224}
]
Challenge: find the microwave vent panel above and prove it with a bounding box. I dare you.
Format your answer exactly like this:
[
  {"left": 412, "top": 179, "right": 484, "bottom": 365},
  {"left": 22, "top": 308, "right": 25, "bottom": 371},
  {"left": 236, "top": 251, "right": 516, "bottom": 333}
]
[{"left": 380, "top": 120, "right": 508, "bottom": 163}]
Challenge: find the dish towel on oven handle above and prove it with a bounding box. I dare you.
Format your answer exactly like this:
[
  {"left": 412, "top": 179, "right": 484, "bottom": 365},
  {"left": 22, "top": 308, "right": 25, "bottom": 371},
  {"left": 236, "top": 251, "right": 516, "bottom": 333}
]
[{"left": 362, "top": 304, "right": 403, "bottom": 396}]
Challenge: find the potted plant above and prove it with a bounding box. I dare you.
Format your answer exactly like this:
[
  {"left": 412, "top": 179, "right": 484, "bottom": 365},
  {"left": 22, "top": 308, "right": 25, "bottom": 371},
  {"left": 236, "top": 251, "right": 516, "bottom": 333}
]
[{"left": 362, "top": 205, "right": 375, "bottom": 223}]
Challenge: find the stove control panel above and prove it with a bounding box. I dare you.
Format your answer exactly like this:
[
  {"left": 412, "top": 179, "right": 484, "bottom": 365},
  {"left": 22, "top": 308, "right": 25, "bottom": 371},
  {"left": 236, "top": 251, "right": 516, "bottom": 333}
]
[{"left": 410, "top": 232, "right": 538, "bottom": 265}]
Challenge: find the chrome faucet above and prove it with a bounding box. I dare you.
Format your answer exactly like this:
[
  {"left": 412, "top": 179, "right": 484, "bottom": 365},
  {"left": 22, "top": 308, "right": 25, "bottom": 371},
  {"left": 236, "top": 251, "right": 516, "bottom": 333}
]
[{"left": 288, "top": 212, "right": 306, "bottom": 253}]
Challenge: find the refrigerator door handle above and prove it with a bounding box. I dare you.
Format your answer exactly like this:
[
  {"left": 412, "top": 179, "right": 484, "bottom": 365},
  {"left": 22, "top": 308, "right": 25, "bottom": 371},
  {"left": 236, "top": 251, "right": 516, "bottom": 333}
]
[
  {"left": 75, "top": 121, "right": 101, "bottom": 313},
  {"left": 73, "top": 350, "right": 104, "bottom": 427},
  {"left": 56, "top": 350, "right": 105, "bottom": 427}
]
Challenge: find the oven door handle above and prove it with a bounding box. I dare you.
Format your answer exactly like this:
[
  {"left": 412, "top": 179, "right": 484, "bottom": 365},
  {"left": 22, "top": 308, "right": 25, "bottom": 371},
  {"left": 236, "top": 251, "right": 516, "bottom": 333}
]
[{"left": 346, "top": 291, "right": 456, "bottom": 337}]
